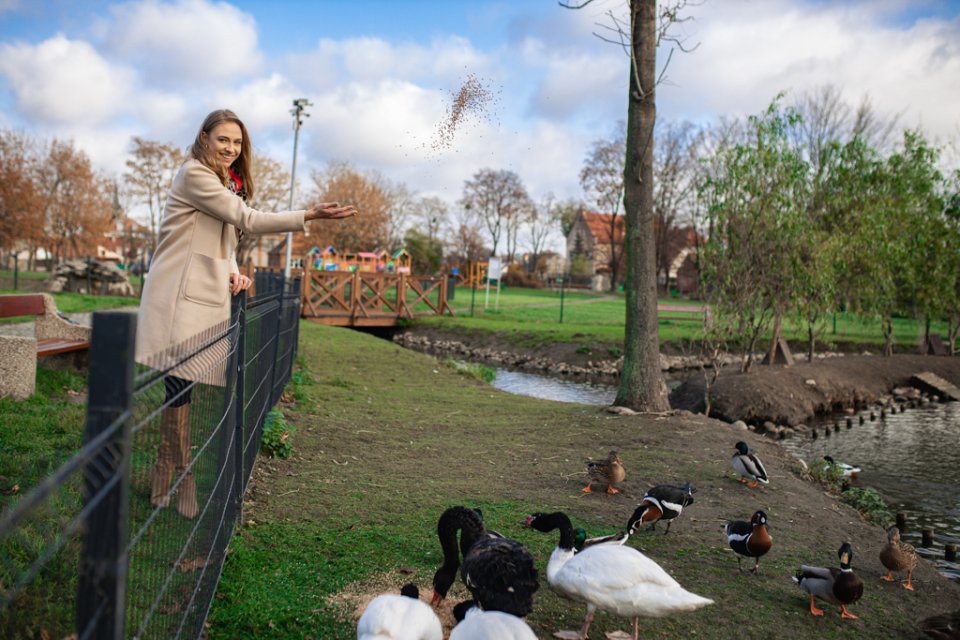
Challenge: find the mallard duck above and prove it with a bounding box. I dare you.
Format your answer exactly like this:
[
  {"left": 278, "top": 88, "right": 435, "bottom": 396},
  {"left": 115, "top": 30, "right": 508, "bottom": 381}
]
[
  {"left": 525, "top": 511, "right": 713, "bottom": 640},
  {"left": 824, "top": 455, "right": 862, "bottom": 478},
  {"left": 583, "top": 450, "right": 626, "bottom": 494},
  {"left": 431, "top": 506, "right": 539, "bottom": 618},
  {"left": 449, "top": 605, "right": 538, "bottom": 640},
  {"left": 879, "top": 525, "right": 918, "bottom": 591},
  {"left": 722, "top": 510, "right": 772, "bottom": 574},
  {"left": 731, "top": 441, "right": 769, "bottom": 488},
  {"left": 920, "top": 609, "right": 960, "bottom": 639},
  {"left": 793, "top": 542, "right": 864, "bottom": 620},
  {"left": 628, "top": 483, "right": 697, "bottom": 534},
  {"left": 358, "top": 583, "right": 443, "bottom": 640}
]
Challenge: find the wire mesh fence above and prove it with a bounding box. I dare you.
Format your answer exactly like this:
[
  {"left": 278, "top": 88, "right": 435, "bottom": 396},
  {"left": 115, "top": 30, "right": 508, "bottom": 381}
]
[{"left": 0, "top": 272, "right": 300, "bottom": 639}]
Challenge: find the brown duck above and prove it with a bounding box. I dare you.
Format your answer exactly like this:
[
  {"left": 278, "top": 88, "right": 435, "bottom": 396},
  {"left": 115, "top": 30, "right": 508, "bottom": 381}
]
[
  {"left": 582, "top": 450, "right": 625, "bottom": 494},
  {"left": 880, "top": 525, "right": 918, "bottom": 591}
]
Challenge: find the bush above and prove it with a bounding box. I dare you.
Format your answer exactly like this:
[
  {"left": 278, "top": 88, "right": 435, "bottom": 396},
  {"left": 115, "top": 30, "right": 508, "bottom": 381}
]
[
  {"left": 842, "top": 487, "right": 892, "bottom": 527},
  {"left": 501, "top": 270, "right": 543, "bottom": 288},
  {"left": 261, "top": 409, "right": 295, "bottom": 459}
]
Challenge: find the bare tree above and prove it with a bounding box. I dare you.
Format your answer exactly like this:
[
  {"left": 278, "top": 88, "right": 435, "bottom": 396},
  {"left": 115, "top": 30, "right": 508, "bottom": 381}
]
[
  {"left": 653, "top": 119, "right": 698, "bottom": 292},
  {"left": 528, "top": 193, "right": 559, "bottom": 267},
  {"left": 124, "top": 137, "right": 184, "bottom": 254},
  {"left": 308, "top": 161, "right": 390, "bottom": 252},
  {"left": 460, "top": 168, "right": 531, "bottom": 258},
  {"left": 413, "top": 195, "right": 449, "bottom": 243},
  {"left": 579, "top": 123, "right": 626, "bottom": 290},
  {"left": 447, "top": 204, "right": 488, "bottom": 263},
  {"left": 562, "top": 0, "right": 696, "bottom": 411}
]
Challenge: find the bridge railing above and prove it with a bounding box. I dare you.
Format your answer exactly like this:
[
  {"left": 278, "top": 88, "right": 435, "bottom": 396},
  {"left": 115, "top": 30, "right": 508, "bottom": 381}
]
[{"left": 301, "top": 269, "right": 453, "bottom": 326}]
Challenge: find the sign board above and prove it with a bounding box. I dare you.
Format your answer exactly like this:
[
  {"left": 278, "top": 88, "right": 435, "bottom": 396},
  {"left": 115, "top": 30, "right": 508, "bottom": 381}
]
[{"left": 487, "top": 257, "right": 502, "bottom": 281}]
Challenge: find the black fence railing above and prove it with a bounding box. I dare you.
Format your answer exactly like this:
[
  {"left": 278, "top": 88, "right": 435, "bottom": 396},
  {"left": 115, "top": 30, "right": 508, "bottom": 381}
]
[{"left": 0, "top": 274, "right": 301, "bottom": 639}]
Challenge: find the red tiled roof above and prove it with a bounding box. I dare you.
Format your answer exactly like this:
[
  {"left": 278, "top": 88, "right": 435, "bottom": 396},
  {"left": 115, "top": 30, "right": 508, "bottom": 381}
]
[{"left": 582, "top": 211, "right": 625, "bottom": 244}]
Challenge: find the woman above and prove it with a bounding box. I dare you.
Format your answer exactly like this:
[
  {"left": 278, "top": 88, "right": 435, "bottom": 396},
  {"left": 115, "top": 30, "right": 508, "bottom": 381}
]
[{"left": 137, "top": 109, "right": 356, "bottom": 518}]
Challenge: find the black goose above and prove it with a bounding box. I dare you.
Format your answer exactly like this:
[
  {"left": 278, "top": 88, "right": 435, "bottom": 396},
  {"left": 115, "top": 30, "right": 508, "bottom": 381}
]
[
  {"left": 431, "top": 506, "right": 539, "bottom": 618},
  {"left": 628, "top": 483, "right": 697, "bottom": 534}
]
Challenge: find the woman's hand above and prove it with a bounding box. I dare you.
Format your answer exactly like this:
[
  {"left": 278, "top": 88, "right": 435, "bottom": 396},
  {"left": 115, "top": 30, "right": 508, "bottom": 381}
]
[
  {"left": 229, "top": 272, "right": 253, "bottom": 295},
  {"left": 305, "top": 201, "right": 358, "bottom": 221}
]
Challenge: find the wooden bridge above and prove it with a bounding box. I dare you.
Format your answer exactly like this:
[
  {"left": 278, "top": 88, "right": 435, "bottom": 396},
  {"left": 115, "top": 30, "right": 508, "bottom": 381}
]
[{"left": 298, "top": 270, "right": 454, "bottom": 327}]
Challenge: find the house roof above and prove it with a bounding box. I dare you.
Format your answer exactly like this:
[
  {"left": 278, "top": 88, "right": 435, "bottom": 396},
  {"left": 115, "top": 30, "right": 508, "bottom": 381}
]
[{"left": 582, "top": 211, "right": 625, "bottom": 244}]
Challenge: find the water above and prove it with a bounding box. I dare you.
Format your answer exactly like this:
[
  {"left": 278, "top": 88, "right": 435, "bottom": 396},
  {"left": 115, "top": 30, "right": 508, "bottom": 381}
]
[
  {"left": 491, "top": 368, "right": 617, "bottom": 405},
  {"left": 778, "top": 401, "right": 960, "bottom": 581}
]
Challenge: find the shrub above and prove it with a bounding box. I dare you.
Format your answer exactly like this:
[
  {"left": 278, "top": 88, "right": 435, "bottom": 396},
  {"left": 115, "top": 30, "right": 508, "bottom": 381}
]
[
  {"left": 261, "top": 409, "right": 295, "bottom": 459},
  {"left": 842, "top": 487, "right": 892, "bottom": 527}
]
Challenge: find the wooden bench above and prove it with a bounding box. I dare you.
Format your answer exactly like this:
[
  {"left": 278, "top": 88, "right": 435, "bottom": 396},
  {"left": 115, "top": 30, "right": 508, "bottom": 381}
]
[
  {"left": 657, "top": 303, "right": 711, "bottom": 324},
  {"left": 0, "top": 293, "right": 91, "bottom": 399}
]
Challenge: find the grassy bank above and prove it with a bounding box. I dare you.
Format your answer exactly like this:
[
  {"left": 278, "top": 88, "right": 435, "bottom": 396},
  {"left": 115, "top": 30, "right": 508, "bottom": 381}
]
[
  {"left": 429, "top": 286, "right": 948, "bottom": 352},
  {"left": 206, "top": 321, "right": 960, "bottom": 639}
]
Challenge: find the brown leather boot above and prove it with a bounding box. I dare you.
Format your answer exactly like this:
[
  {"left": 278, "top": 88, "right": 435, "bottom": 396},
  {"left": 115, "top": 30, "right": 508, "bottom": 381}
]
[
  {"left": 174, "top": 405, "right": 199, "bottom": 519},
  {"left": 150, "top": 406, "right": 182, "bottom": 508}
]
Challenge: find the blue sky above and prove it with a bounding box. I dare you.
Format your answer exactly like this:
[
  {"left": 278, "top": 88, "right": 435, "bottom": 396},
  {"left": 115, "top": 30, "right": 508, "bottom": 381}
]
[{"left": 1, "top": 0, "right": 959, "bottom": 226}]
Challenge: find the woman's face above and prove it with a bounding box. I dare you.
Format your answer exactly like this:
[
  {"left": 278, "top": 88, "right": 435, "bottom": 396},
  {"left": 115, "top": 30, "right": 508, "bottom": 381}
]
[{"left": 204, "top": 121, "right": 243, "bottom": 168}]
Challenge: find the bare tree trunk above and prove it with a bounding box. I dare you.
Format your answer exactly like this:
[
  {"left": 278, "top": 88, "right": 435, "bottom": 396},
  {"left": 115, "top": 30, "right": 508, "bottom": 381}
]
[
  {"left": 766, "top": 311, "right": 782, "bottom": 365},
  {"left": 883, "top": 316, "right": 894, "bottom": 356},
  {"left": 616, "top": 0, "right": 668, "bottom": 411}
]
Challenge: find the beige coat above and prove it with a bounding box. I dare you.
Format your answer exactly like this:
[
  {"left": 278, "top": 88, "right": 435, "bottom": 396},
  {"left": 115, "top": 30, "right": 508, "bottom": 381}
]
[{"left": 136, "top": 159, "right": 306, "bottom": 380}]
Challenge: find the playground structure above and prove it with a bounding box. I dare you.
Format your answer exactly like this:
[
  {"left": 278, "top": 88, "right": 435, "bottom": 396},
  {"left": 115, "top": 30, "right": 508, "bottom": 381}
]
[
  {"left": 448, "top": 260, "right": 490, "bottom": 288},
  {"left": 305, "top": 246, "right": 412, "bottom": 274}
]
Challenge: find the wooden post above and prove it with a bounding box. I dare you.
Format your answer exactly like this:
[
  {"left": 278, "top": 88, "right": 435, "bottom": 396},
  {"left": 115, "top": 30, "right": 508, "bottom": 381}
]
[
  {"left": 946, "top": 544, "right": 957, "bottom": 562},
  {"left": 922, "top": 528, "right": 935, "bottom": 548},
  {"left": 896, "top": 512, "right": 907, "bottom": 532}
]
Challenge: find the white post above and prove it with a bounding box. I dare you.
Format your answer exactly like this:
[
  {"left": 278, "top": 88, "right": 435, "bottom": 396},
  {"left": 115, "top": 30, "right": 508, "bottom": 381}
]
[{"left": 284, "top": 98, "right": 311, "bottom": 279}]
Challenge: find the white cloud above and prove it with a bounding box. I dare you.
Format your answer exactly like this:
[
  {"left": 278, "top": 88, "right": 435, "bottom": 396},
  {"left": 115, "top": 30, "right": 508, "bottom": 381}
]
[
  {"left": 103, "top": 0, "right": 262, "bottom": 87},
  {"left": 0, "top": 34, "right": 134, "bottom": 125}
]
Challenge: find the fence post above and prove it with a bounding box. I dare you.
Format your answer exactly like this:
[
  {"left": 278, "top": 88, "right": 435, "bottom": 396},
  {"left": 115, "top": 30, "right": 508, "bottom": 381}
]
[
  {"left": 76, "top": 311, "right": 136, "bottom": 640},
  {"left": 231, "top": 292, "right": 247, "bottom": 518}
]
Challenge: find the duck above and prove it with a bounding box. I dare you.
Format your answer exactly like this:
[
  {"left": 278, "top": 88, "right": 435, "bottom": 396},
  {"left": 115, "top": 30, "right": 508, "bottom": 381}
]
[
  {"left": 431, "top": 506, "right": 539, "bottom": 618},
  {"left": 823, "top": 455, "right": 862, "bottom": 478},
  {"left": 731, "top": 441, "right": 769, "bottom": 488},
  {"left": 357, "top": 583, "right": 443, "bottom": 640},
  {"left": 628, "top": 483, "right": 697, "bottom": 534},
  {"left": 879, "top": 525, "right": 918, "bottom": 591},
  {"left": 583, "top": 450, "right": 626, "bottom": 494},
  {"left": 722, "top": 510, "right": 772, "bottom": 574},
  {"left": 525, "top": 511, "right": 713, "bottom": 640},
  {"left": 920, "top": 609, "right": 960, "bottom": 639},
  {"left": 449, "top": 605, "right": 538, "bottom": 640},
  {"left": 793, "top": 542, "right": 864, "bottom": 620}
]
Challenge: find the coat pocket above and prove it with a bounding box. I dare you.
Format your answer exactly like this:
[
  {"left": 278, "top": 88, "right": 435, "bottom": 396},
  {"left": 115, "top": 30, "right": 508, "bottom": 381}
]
[{"left": 181, "top": 253, "right": 229, "bottom": 307}]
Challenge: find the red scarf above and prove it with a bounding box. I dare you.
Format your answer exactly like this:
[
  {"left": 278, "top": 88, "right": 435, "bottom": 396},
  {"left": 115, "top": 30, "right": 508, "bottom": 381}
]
[{"left": 227, "top": 167, "right": 243, "bottom": 195}]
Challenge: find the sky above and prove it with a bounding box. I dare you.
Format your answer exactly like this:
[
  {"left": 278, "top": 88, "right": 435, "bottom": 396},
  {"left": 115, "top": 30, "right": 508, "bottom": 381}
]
[{"left": 1, "top": 0, "right": 959, "bottom": 220}]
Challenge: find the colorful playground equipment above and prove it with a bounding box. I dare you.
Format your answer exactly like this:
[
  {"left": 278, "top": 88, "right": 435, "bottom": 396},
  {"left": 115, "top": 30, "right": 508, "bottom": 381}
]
[{"left": 305, "top": 246, "right": 411, "bottom": 274}]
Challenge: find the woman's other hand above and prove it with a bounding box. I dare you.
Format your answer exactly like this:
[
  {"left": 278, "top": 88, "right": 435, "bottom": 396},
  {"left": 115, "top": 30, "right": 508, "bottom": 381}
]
[
  {"left": 305, "top": 201, "right": 357, "bottom": 221},
  {"left": 229, "top": 272, "right": 253, "bottom": 295}
]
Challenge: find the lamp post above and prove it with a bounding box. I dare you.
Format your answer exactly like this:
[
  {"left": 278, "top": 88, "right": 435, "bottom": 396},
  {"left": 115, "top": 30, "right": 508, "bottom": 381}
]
[{"left": 284, "top": 98, "right": 311, "bottom": 278}]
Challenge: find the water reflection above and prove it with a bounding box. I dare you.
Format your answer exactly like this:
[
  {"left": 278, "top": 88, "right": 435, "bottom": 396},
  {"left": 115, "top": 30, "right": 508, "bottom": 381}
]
[
  {"left": 779, "top": 402, "right": 960, "bottom": 580},
  {"left": 491, "top": 368, "right": 617, "bottom": 405}
]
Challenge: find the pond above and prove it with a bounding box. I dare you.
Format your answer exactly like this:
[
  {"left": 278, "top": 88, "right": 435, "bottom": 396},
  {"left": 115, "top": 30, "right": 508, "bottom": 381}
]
[
  {"left": 778, "top": 401, "right": 960, "bottom": 582},
  {"left": 489, "top": 366, "right": 960, "bottom": 581}
]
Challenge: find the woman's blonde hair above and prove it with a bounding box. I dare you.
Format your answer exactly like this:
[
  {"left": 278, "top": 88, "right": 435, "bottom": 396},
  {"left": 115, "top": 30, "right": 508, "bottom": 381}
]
[{"left": 189, "top": 109, "right": 255, "bottom": 201}]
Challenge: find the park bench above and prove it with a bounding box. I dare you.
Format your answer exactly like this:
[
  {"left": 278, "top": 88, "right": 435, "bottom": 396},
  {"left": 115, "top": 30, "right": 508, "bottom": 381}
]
[
  {"left": 0, "top": 293, "right": 91, "bottom": 399},
  {"left": 657, "top": 303, "right": 711, "bottom": 325}
]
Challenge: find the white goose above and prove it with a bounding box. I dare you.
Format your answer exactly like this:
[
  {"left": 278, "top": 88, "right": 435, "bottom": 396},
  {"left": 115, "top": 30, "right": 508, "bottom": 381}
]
[
  {"left": 449, "top": 605, "right": 538, "bottom": 640},
  {"left": 525, "top": 511, "right": 713, "bottom": 640},
  {"left": 357, "top": 583, "right": 443, "bottom": 640}
]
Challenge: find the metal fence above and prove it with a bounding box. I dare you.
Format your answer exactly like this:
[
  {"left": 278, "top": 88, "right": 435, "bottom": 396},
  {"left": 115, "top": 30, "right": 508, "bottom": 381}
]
[{"left": 0, "top": 273, "right": 301, "bottom": 639}]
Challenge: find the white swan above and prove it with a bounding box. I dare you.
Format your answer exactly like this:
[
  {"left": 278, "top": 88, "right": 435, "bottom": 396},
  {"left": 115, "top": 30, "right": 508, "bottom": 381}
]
[
  {"left": 526, "top": 511, "right": 713, "bottom": 640},
  {"left": 357, "top": 583, "right": 442, "bottom": 640},
  {"left": 449, "top": 606, "right": 538, "bottom": 640}
]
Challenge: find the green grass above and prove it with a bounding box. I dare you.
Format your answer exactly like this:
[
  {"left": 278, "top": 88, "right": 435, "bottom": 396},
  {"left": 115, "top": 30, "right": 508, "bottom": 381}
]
[{"left": 423, "top": 286, "right": 950, "bottom": 353}]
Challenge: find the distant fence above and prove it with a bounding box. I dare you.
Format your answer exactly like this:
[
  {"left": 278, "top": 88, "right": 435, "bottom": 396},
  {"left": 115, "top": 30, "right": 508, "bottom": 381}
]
[{"left": 0, "top": 273, "right": 301, "bottom": 639}]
